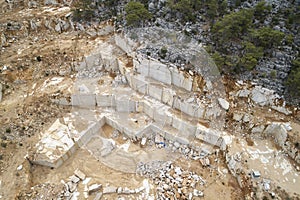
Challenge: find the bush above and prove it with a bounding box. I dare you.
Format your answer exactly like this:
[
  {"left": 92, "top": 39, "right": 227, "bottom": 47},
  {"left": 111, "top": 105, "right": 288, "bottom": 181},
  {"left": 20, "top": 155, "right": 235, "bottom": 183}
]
[
  {"left": 5, "top": 128, "right": 11, "bottom": 133},
  {"left": 238, "top": 41, "right": 263, "bottom": 71},
  {"left": 286, "top": 57, "right": 300, "bottom": 98},
  {"left": 167, "top": 0, "right": 202, "bottom": 22},
  {"left": 207, "top": 0, "right": 218, "bottom": 21},
  {"left": 159, "top": 46, "right": 168, "bottom": 59},
  {"left": 250, "top": 27, "right": 284, "bottom": 49},
  {"left": 72, "top": 0, "right": 95, "bottom": 21},
  {"left": 254, "top": 1, "right": 271, "bottom": 20},
  {"left": 125, "top": 1, "right": 152, "bottom": 26},
  {"left": 212, "top": 9, "right": 254, "bottom": 44},
  {"left": 218, "top": 0, "right": 228, "bottom": 16},
  {"left": 211, "top": 51, "right": 225, "bottom": 70}
]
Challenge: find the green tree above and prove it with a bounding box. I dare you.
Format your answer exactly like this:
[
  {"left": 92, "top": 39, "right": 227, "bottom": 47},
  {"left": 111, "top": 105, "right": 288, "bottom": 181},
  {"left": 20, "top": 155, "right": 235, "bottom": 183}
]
[
  {"left": 218, "top": 0, "right": 228, "bottom": 16},
  {"left": 250, "top": 27, "right": 284, "bottom": 49},
  {"left": 254, "top": 1, "right": 271, "bottom": 21},
  {"left": 72, "top": 0, "right": 95, "bottom": 21},
  {"left": 238, "top": 41, "right": 263, "bottom": 70},
  {"left": 167, "top": 0, "right": 197, "bottom": 22},
  {"left": 212, "top": 9, "right": 254, "bottom": 44},
  {"left": 212, "top": 51, "right": 225, "bottom": 70},
  {"left": 125, "top": 1, "right": 152, "bottom": 26},
  {"left": 206, "top": 0, "right": 218, "bottom": 22},
  {"left": 286, "top": 57, "right": 300, "bottom": 98}
]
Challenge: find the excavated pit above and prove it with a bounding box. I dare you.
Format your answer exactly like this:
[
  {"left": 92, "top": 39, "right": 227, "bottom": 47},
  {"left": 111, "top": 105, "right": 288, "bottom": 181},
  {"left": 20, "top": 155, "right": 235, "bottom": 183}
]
[{"left": 32, "top": 31, "right": 229, "bottom": 171}]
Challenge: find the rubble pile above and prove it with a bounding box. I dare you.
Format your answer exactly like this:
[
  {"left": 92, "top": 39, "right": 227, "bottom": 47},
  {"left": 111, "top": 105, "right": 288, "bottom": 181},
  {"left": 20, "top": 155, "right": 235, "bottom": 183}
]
[
  {"left": 137, "top": 161, "right": 205, "bottom": 199},
  {"left": 140, "top": 134, "right": 211, "bottom": 160},
  {"left": 59, "top": 169, "right": 154, "bottom": 199}
]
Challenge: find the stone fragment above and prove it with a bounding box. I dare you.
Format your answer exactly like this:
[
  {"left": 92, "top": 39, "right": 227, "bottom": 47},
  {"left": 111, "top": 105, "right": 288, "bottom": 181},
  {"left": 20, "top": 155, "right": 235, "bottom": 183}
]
[
  {"left": 243, "top": 114, "right": 251, "bottom": 123},
  {"left": 233, "top": 113, "right": 243, "bottom": 121},
  {"left": 251, "top": 125, "right": 265, "bottom": 134},
  {"left": 193, "top": 189, "right": 204, "bottom": 197},
  {"left": 174, "top": 167, "right": 182, "bottom": 175},
  {"left": 103, "top": 186, "right": 117, "bottom": 194},
  {"left": 271, "top": 105, "right": 292, "bottom": 115},
  {"left": 218, "top": 98, "right": 229, "bottom": 110},
  {"left": 17, "top": 165, "right": 23, "bottom": 171},
  {"left": 74, "top": 169, "right": 86, "bottom": 180},
  {"left": 141, "top": 137, "right": 147, "bottom": 146},
  {"left": 263, "top": 179, "right": 271, "bottom": 191},
  {"left": 117, "top": 187, "right": 122, "bottom": 194},
  {"left": 154, "top": 134, "right": 164, "bottom": 144},
  {"left": 93, "top": 192, "right": 103, "bottom": 200},
  {"left": 135, "top": 186, "right": 145, "bottom": 193},
  {"left": 173, "top": 142, "right": 180, "bottom": 148},
  {"left": 69, "top": 175, "right": 80, "bottom": 183},
  {"left": 252, "top": 170, "right": 261, "bottom": 178},
  {"left": 237, "top": 89, "right": 250, "bottom": 97},
  {"left": 67, "top": 181, "right": 77, "bottom": 192},
  {"left": 88, "top": 184, "right": 102, "bottom": 194},
  {"left": 100, "top": 138, "right": 115, "bottom": 157},
  {"left": 122, "top": 187, "right": 132, "bottom": 194}
]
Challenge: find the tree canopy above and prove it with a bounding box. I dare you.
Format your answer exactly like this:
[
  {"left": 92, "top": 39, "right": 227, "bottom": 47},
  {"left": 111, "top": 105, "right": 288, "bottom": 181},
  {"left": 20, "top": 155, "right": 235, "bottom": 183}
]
[{"left": 125, "top": 1, "right": 152, "bottom": 26}]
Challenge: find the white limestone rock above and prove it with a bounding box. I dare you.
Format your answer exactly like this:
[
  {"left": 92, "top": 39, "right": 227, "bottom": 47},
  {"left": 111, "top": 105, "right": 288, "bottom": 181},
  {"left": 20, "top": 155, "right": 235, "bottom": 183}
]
[
  {"left": 218, "top": 98, "right": 229, "bottom": 110},
  {"left": 233, "top": 113, "right": 243, "bottom": 121},
  {"left": 250, "top": 86, "right": 277, "bottom": 106},
  {"left": 103, "top": 186, "right": 117, "bottom": 194},
  {"left": 74, "top": 169, "right": 86, "bottom": 180},
  {"left": 69, "top": 175, "right": 80, "bottom": 183},
  {"left": 93, "top": 192, "right": 103, "bottom": 200},
  {"left": 264, "top": 122, "right": 288, "bottom": 146},
  {"left": 88, "top": 184, "right": 102, "bottom": 194},
  {"left": 237, "top": 89, "right": 250, "bottom": 97},
  {"left": 271, "top": 105, "right": 292, "bottom": 115},
  {"left": 251, "top": 125, "right": 265, "bottom": 134}
]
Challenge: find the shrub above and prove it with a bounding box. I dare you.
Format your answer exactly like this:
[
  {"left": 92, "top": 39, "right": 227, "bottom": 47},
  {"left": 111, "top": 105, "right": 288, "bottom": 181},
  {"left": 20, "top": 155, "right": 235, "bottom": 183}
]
[
  {"left": 72, "top": 0, "right": 95, "bottom": 21},
  {"left": 238, "top": 41, "right": 263, "bottom": 71},
  {"left": 270, "top": 70, "right": 277, "bottom": 78},
  {"left": 167, "top": 0, "right": 202, "bottom": 22},
  {"left": 211, "top": 51, "right": 225, "bottom": 70},
  {"left": 5, "top": 128, "right": 11, "bottom": 133},
  {"left": 250, "top": 27, "right": 284, "bottom": 49},
  {"left": 125, "top": 1, "right": 152, "bottom": 26},
  {"left": 159, "top": 46, "right": 168, "bottom": 59},
  {"left": 212, "top": 9, "right": 254, "bottom": 44},
  {"left": 286, "top": 57, "right": 300, "bottom": 98},
  {"left": 254, "top": 1, "right": 271, "bottom": 20}
]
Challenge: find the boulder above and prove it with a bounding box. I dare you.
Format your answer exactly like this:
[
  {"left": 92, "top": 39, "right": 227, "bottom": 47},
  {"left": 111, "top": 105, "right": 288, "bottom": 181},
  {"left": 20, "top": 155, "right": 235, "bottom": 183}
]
[
  {"left": 264, "top": 122, "right": 288, "bottom": 146},
  {"left": 237, "top": 89, "right": 250, "bottom": 97},
  {"left": 251, "top": 125, "right": 265, "bottom": 134},
  {"left": 250, "top": 86, "right": 276, "bottom": 106}
]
